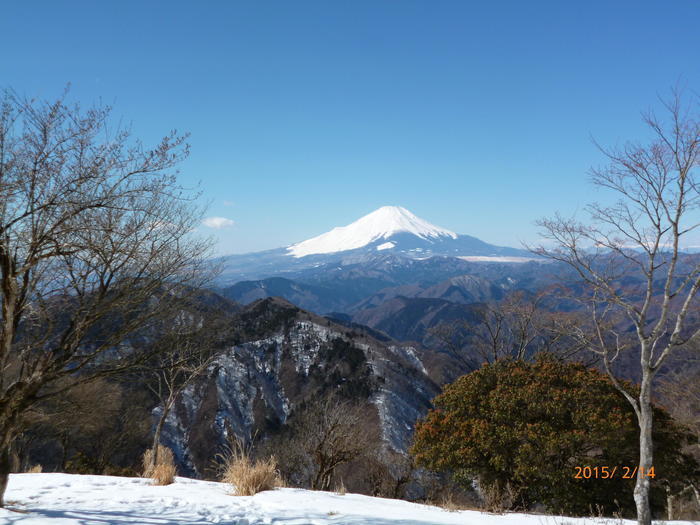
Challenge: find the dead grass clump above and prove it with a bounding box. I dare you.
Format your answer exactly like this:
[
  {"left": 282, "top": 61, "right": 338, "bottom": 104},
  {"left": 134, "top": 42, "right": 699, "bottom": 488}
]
[
  {"left": 334, "top": 478, "right": 346, "bottom": 495},
  {"left": 151, "top": 462, "right": 177, "bottom": 486},
  {"left": 439, "top": 492, "right": 460, "bottom": 512},
  {"left": 221, "top": 454, "right": 281, "bottom": 496},
  {"left": 142, "top": 444, "right": 176, "bottom": 485},
  {"left": 430, "top": 491, "right": 480, "bottom": 513},
  {"left": 26, "top": 464, "right": 43, "bottom": 473}
]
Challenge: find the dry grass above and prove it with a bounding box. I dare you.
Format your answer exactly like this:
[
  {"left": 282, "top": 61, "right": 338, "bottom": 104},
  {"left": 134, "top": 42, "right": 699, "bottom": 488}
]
[
  {"left": 221, "top": 453, "right": 281, "bottom": 496},
  {"left": 481, "top": 481, "right": 516, "bottom": 513},
  {"left": 26, "top": 464, "right": 42, "bottom": 474},
  {"left": 142, "top": 445, "right": 176, "bottom": 485},
  {"left": 151, "top": 462, "right": 177, "bottom": 486},
  {"left": 334, "top": 479, "right": 346, "bottom": 495},
  {"left": 424, "top": 489, "right": 481, "bottom": 513},
  {"left": 435, "top": 492, "right": 479, "bottom": 512}
]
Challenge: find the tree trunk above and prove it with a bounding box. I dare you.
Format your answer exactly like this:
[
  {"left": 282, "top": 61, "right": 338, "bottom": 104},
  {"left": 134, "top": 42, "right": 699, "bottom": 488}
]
[
  {"left": 312, "top": 459, "right": 334, "bottom": 491},
  {"left": 0, "top": 444, "right": 12, "bottom": 507},
  {"left": 691, "top": 483, "right": 700, "bottom": 508},
  {"left": 318, "top": 470, "right": 332, "bottom": 492},
  {"left": 634, "top": 385, "right": 653, "bottom": 525},
  {"left": 60, "top": 432, "right": 69, "bottom": 472},
  {"left": 150, "top": 398, "right": 174, "bottom": 468}
]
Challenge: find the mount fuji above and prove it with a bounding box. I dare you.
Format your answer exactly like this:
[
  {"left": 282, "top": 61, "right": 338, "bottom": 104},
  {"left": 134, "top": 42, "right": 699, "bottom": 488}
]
[
  {"left": 216, "top": 206, "right": 535, "bottom": 283},
  {"left": 287, "top": 206, "right": 459, "bottom": 257}
]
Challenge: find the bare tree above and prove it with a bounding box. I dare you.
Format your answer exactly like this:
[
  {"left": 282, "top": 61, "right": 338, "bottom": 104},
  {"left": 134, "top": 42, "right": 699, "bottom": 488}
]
[
  {"left": 0, "top": 90, "right": 213, "bottom": 505},
  {"left": 360, "top": 448, "right": 415, "bottom": 499},
  {"left": 272, "top": 395, "right": 379, "bottom": 491},
  {"left": 143, "top": 315, "right": 219, "bottom": 468},
  {"left": 534, "top": 89, "right": 700, "bottom": 525},
  {"left": 430, "top": 291, "right": 585, "bottom": 370}
]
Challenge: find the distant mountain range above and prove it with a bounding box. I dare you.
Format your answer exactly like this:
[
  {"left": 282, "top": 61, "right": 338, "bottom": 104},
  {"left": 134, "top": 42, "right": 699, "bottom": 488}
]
[
  {"left": 219, "top": 254, "right": 558, "bottom": 314},
  {"left": 212, "top": 206, "right": 562, "bottom": 352},
  {"left": 129, "top": 209, "right": 700, "bottom": 485},
  {"left": 216, "top": 206, "right": 537, "bottom": 283}
]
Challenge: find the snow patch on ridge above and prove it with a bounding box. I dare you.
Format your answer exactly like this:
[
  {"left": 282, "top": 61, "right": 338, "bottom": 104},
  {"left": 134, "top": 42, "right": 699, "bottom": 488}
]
[
  {"left": 458, "top": 256, "right": 538, "bottom": 263},
  {"left": 288, "top": 206, "right": 458, "bottom": 258}
]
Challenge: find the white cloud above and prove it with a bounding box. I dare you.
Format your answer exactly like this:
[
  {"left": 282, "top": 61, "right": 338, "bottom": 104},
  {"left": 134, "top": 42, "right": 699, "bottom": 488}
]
[{"left": 202, "top": 216, "right": 235, "bottom": 229}]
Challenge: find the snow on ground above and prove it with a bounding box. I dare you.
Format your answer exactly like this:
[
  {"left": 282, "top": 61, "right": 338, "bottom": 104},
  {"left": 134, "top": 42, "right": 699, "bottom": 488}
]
[{"left": 1, "top": 474, "right": 697, "bottom": 525}]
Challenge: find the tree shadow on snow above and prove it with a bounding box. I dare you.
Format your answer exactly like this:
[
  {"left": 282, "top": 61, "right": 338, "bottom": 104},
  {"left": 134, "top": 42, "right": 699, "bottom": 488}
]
[
  {"left": 0, "top": 506, "right": 465, "bottom": 525},
  {"left": 0, "top": 506, "right": 218, "bottom": 524}
]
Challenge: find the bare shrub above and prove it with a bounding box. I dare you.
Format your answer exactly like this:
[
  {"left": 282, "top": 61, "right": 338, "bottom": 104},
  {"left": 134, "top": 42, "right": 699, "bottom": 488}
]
[
  {"left": 481, "top": 480, "right": 516, "bottom": 513},
  {"left": 359, "top": 449, "right": 415, "bottom": 498},
  {"left": 142, "top": 445, "right": 176, "bottom": 485},
  {"left": 271, "top": 395, "right": 380, "bottom": 491},
  {"left": 420, "top": 474, "right": 481, "bottom": 513}
]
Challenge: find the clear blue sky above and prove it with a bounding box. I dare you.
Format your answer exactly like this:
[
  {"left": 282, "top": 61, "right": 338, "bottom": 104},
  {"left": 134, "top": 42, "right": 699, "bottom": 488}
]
[{"left": 3, "top": 1, "right": 700, "bottom": 255}]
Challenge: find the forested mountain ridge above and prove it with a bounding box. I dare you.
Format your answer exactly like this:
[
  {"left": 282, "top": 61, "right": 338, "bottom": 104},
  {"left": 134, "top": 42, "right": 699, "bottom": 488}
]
[{"left": 159, "top": 297, "right": 440, "bottom": 477}]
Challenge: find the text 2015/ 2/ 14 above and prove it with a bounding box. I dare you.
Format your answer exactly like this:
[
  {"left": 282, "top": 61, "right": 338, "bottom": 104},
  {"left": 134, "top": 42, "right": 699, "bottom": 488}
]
[{"left": 573, "top": 466, "right": 656, "bottom": 479}]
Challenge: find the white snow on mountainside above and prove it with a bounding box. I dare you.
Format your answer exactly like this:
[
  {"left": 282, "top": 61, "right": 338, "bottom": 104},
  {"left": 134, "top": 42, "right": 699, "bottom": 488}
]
[
  {"left": 459, "top": 256, "right": 539, "bottom": 263},
  {"left": 288, "top": 206, "right": 458, "bottom": 258}
]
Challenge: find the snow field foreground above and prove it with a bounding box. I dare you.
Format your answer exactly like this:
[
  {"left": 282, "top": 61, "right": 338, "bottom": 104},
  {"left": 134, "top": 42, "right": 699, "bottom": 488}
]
[{"left": 1, "top": 473, "right": 697, "bottom": 525}]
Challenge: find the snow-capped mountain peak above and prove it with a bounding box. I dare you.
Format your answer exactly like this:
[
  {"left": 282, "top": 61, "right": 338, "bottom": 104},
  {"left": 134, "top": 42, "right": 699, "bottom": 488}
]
[{"left": 287, "top": 206, "right": 458, "bottom": 258}]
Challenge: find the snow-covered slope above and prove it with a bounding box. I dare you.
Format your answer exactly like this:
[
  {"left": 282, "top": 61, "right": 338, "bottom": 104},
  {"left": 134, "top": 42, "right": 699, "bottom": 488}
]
[
  {"left": 3, "top": 473, "right": 683, "bottom": 525},
  {"left": 288, "top": 206, "right": 457, "bottom": 257}
]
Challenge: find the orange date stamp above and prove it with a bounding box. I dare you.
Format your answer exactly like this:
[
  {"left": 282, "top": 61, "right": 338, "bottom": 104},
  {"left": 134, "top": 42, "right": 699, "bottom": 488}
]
[{"left": 573, "top": 466, "right": 656, "bottom": 479}]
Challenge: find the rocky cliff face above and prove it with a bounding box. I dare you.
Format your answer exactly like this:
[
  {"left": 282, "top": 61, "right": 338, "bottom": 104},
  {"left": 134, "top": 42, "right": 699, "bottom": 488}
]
[{"left": 158, "top": 298, "right": 440, "bottom": 477}]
